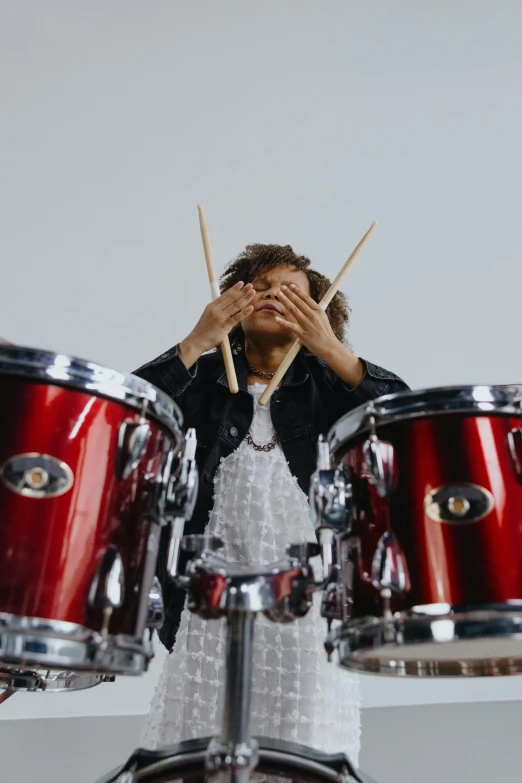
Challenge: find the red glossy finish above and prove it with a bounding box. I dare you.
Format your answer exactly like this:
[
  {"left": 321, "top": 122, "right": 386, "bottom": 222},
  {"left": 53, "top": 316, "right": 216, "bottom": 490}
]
[
  {"left": 190, "top": 565, "right": 302, "bottom": 619},
  {"left": 338, "top": 413, "right": 522, "bottom": 616},
  {"left": 0, "top": 375, "right": 175, "bottom": 636}
]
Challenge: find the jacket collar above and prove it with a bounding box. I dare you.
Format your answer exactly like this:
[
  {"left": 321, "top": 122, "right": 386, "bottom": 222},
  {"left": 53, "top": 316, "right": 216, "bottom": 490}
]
[{"left": 216, "top": 338, "right": 309, "bottom": 391}]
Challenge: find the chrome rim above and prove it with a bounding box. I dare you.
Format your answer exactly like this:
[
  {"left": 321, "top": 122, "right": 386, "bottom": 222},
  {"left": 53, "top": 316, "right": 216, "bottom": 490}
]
[
  {"left": 0, "top": 666, "right": 113, "bottom": 692},
  {"left": 0, "top": 614, "right": 151, "bottom": 676},
  {"left": 0, "top": 344, "right": 183, "bottom": 444},
  {"left": 332, "top": 605, "right": 522, "bottom": 677},
  {"left": 329, "top": 384, "right": 522, "bottom": 454},
  {"left": 95, "top": 742, "right": 372, "bottom": 783}
]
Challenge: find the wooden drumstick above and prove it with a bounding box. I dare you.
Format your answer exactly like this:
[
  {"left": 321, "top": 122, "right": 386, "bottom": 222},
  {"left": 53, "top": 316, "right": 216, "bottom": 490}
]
[
  {"left": 197, "top": 205, "right": 239, "bottom": 394},
  {"left": 259, "top": 221, "right": 377, "bottom": 406}
]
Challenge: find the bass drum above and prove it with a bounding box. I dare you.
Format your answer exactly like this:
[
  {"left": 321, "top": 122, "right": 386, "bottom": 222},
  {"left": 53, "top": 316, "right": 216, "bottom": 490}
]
[{"left": 94, "top": 736, "right": 377, "bottom": 783}]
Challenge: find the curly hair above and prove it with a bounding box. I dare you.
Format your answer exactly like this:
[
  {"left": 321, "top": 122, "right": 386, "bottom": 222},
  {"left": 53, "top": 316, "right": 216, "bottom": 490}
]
[{"left": 220, "top": 244, "right": 350, "bottom": 346}]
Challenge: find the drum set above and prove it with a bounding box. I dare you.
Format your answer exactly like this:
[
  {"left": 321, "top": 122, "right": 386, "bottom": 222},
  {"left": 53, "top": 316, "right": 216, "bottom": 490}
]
[{"left": 1, "top": 343, "right": 522, "bottom": 782}]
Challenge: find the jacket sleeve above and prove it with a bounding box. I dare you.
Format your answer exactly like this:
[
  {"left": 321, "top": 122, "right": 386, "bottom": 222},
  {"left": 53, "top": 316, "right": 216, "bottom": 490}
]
[
  {"left": 133, "top": 344, "right": 197, "bottom": 398},
  {"left": 132, "top": 344, "right": 198, "bottom": 652},
  {"left": 332, "top": 358, "right": 410, "bottom": 414}
]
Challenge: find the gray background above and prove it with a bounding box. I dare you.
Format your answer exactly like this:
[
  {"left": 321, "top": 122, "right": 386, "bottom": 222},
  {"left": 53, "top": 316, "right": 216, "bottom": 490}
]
[
  {"left": 2, "top": 703, "right": 521, "bottom": 783},
  {"left": 1, "top": 1, "right": 522, "bottom": 780}
]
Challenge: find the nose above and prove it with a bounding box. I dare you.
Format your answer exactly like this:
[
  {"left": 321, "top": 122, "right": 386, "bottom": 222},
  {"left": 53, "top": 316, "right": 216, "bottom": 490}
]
[{"left": 263, "top": 287, "right": 280, "bottom": 301}]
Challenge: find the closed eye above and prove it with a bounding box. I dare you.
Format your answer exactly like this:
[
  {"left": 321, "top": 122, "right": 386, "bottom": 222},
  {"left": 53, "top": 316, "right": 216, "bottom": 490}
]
[{"left": 252, "top": 282, "right": 301, "bottom": 292}]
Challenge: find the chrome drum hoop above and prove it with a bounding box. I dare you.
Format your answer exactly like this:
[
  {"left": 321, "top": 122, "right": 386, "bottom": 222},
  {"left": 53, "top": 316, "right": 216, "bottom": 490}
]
[
  {"left": 0, "top": 344, "right": 184, "bottom": 447},
  {"left": 94, "top": 737, "right": 377, "bottom": 783},
  {"left": 331, "top": 603, "right": 522, "bottom": 677},
  {"left": 0, "top": 665, "right": 114, "bottom": 692},
  {"left": 328, "top": 384, "right": 522, "bottom": 456},
  {"left": 0, "top": 614, "right": 152, "bottom": 676}
]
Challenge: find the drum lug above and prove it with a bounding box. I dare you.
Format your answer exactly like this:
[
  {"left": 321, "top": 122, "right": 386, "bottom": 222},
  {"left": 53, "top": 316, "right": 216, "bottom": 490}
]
[
  {"left": 145, "top": 576, "right": 164, "bottom": 629},
  {"left": 182, "top": 534, "right": 224, "bottom": 558},
  {"left": 165, "top": 517, "right": 188, "bottom": 578},
  {"left": 321, "top": 568, "right": 343, "bottom": 623},
  {"left": 319, "top": 534, "right": 356, "bottom": 630},
  {"left": 310, "top": 436, "right": 353, "bottom": 533},
  {"left": 507, "top": 428, "right": 522, "bottom": 483},
  {"left": 164, "top": 428, "right": 199, "bottom": 522},
  {"left": 116, "top": 420, "right": 151, "bottom": 479},
  {"left": 363, "top": 435, "right": 395, "bottom": 498},
  {"left": 88, "top": 546, "right": 125, "bottom": 638},
  {"left": 286, "top": 541, "right": 321, "bottom": 565},
  {"left": 168, "top": 528, "right": 223, "bottom": 585},
  {"left": 89, "top": 546, "right": 125, "bottom": 609},
  {"left": 371, "top": 530, "right": 410, "bottom": 594}
]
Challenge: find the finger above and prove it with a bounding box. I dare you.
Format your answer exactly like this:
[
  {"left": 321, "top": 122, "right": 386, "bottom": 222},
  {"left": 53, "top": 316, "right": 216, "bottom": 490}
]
[
  {"left": 276, "top": 300, "right": 300, "bottom": 325},
  {"left": 280, "top": 285, "right": 317, "bottom": 317},
  {"left": 229, "top": 305, "right": 254, "bottom": 324},
  {"left": 288, "top": 283, "right": 322, "bottom": 311},
  {"left": 274, "top": 315, "right": 301, "bottom": 334},
  {"left": 223, "top": 287, "right": 255, "bottom": 316},
  {"left": 277, "top": 289, "right": 310, "bottom": 325},
  {"left": 219, "top": 282, "right": 253, "bottom": 308}
]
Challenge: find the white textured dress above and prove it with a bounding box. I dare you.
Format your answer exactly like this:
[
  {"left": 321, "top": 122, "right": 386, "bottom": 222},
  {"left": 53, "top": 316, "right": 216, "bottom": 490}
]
[{"left": 140, "top": 383, "right": 361, "bottom": 765}]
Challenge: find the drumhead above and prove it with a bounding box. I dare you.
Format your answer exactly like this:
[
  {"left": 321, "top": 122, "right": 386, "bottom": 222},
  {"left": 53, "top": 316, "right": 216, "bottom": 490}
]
[
  {"left": 329, "top": 384, "right": 522, "bottom": 455},
  {"left": 0, "top": 344, "right": 183, "bottom": 441}
]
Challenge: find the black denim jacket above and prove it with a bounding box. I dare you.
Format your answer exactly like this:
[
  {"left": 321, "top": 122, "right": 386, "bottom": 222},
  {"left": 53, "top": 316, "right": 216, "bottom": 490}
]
[{"left": 134, "top": 343, "right": 409, "bottom": 651}]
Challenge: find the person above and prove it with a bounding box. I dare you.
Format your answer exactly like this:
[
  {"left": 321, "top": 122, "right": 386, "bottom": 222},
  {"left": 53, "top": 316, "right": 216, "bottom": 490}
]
[{"left": 135, "top": 243, "right": 409, "bottom": 766}]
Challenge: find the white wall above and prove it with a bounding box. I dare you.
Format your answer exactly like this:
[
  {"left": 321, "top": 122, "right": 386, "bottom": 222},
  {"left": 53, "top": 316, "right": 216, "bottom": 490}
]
[{"left": 2, "top": 0, "right": 522, "bottom": 738}]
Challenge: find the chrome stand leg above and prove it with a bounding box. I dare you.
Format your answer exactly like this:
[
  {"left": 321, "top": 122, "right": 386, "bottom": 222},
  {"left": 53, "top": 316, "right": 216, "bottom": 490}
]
[{"left": 206, "top": 611, "right": 258, "bottom": 783}]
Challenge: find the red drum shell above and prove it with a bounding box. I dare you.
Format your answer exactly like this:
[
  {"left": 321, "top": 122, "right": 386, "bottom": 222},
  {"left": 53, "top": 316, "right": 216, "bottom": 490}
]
[
  {"left": 0, "top": 346, "right": 183, "bottom": 674},
  {"left": 341, "top": 413, "right": 522, "bottom": 611},
  {"left": 329, "top": 385, "right": 522, "bottom": 676}
]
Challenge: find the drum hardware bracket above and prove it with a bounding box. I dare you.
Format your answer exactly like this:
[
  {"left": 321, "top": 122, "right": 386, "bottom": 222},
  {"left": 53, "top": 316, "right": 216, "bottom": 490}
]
[
  {"left": 362, "top": 409, "right": 395, "bottom": 499},
  {"left": 380, "top": 588, "right": 392, "bottom": 617},
  {"left": 88, "top": 546, "right": 125, "bottom": 640},
  {"left": 116, "top": 387, "right": 152, "bottom": 482},
  {"left": 116, "top": 420, "right": 152, "bottom": 480},
  {"left": 160, "top": 429, "right": 199, "bottom": 581},
  {"left": 173, "top": 534, "right": 322, "bottom": 783},
  {"left": 310, "top": 436, "right": 354, "bottom": 534},
  {"left": 165, "top": 429, "right": 198, "bottom": 518},
  {"left": 145, "top": 576, "right": 164, "bottom": 630},
  {"left": 321, "top": 536, "right": 358, "bottom": 660},
  {"left": 166, "top": 517, "right": 188, "bottom": 579},
  {"left": 508, "top": 428, "right": 522, "bottom": 483},
  {"left": 371, "top": 530, "right": 410, "bottom": 595}
]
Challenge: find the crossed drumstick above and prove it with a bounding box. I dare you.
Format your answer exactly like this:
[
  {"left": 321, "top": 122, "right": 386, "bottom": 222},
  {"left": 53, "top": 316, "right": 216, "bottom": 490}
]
[{"left": 197, "top": 204, "right": 377, "bottom": 405}]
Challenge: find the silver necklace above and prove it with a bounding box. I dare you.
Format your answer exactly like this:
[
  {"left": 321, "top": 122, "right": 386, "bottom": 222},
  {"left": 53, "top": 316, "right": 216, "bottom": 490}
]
[
  {"left": 245, "top": 431, "right": 279, "bottom": 452},
  {"left": 246, "top": 363, "right": 278, "bottom": 450},
  {"left": 247, "top": 364, "right": 275, "bottom": 380}
]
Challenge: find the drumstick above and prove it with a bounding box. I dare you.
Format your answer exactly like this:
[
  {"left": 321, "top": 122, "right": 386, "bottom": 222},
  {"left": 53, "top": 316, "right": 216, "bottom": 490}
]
[
  {"left": 259, "top": 221, "right": 377, "bottom": 406},
  {"left": 197, "top": 205, "right": 239, "bottom": 394}
]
